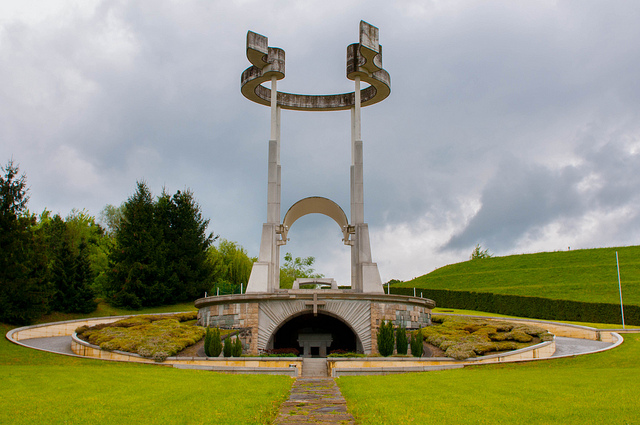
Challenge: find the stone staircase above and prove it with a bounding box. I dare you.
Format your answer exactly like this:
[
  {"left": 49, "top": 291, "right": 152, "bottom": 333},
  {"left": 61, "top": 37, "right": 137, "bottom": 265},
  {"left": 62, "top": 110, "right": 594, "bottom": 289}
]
[{"left": 302, "top": 358, "right": 328, "bottom": 377}]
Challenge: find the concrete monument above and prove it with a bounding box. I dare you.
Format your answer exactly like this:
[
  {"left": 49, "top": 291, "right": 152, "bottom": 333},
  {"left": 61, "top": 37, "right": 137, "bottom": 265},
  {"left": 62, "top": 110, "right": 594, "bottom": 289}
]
[
  {"left": 242, "top": 20, "right": 390, "bottom": 294},
  {"left": 196, "top": 22, "right": 434, "bottom": 357}
]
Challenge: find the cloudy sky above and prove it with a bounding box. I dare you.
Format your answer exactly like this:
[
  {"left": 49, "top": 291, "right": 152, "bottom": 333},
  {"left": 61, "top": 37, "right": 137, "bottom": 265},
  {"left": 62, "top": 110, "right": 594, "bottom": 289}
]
[{"left": 2, "top": 0, "right": 639, "bottom": 284}]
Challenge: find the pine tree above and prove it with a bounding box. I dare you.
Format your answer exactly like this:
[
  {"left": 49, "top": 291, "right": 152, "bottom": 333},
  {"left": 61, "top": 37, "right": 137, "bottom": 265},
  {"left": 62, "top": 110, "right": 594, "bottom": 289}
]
[{"left": 0, "top": 160, "right": 49, "bottom": 325}]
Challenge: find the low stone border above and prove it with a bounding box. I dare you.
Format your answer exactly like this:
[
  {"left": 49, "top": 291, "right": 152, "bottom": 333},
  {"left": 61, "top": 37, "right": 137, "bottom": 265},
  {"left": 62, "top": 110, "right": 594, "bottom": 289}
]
[{"left": 6, "top": 313, "right": 631, "bottom": 377}]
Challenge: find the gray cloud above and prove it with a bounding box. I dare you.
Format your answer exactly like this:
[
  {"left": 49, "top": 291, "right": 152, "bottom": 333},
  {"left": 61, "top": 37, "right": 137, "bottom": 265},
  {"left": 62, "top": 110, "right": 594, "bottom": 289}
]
[{"left": 2, "top": 1, "right": 640, "bottom": 282}]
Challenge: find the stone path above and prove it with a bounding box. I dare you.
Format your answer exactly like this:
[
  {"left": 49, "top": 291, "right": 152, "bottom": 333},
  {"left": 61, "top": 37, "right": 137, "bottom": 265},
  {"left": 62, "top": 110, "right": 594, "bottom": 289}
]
[{"left": 274, "top": 377, "right": 355, "bottom": 425}]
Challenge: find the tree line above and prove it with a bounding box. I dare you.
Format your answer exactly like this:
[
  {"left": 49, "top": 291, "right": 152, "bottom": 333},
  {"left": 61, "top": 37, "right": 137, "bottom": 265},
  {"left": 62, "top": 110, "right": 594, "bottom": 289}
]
[{"left": 0, "top": 160, "right": 258, "bottom": 325}]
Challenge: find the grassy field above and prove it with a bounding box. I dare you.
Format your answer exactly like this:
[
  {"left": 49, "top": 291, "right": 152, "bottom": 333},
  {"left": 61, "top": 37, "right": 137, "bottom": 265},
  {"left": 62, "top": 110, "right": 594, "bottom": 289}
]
[
  {"left": 339, "top": 333, "right": 640, "bottom": 424},
  {"left": 5, "top": 300, "right": 639, "bottom": 424},
  {"left": 1, "top": 303, "right": 292, "bottom": 425},
  {"left": 399, "top": 245, "right": 640, "bottom": 306}
]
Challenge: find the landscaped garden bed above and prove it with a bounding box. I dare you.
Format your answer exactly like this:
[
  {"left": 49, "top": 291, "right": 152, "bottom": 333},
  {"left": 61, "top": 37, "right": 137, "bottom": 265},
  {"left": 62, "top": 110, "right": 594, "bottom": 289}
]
[
  {"left": 75, "top": 312, "right": 206, "bottom": 361},
  {"left": 421, "top": 315, "right": 553, "bottom": 360}
]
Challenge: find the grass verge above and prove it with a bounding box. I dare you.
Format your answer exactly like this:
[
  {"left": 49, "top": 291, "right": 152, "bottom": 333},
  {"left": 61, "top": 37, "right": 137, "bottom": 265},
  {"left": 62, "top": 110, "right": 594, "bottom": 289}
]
[
  {"left": 400, "top": 245, "right": 640, "bottom": 306},
  {"left": 1, "top": 303, "right": 292, "bottom": 425},
  {"left": 338, "top": 333, "right": 640, "bottom": 425}
]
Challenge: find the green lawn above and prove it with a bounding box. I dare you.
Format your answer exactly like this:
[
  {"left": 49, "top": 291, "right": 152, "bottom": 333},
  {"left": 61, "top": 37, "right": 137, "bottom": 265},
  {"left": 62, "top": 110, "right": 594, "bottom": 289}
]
[
  {"left": 5, "top": 299, "right": 639, "bottom": 424},
  {"left": 1, "top": 304, "right": 292, "bottom": 425},
  {"left": 400, "top": 245, "right": 640, "bottom": 306},
  {"left": 338, "top": 333, "right": 640, "bottom": 425}
]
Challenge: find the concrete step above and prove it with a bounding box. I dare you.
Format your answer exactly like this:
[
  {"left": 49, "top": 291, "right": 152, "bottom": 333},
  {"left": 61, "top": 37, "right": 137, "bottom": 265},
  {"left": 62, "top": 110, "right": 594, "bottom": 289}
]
[{"left": 302, "top": 358, "right": 328, "bottom": 377}]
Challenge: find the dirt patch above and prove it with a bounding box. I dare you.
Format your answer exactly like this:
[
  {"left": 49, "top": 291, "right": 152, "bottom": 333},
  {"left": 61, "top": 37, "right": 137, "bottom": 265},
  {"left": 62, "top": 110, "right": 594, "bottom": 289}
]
[
  {"left": 176, "top": 338, "right": 204, "bottom": 357},
  {"left": 423, "top": 343, "right": 445, "bottom": 357}
]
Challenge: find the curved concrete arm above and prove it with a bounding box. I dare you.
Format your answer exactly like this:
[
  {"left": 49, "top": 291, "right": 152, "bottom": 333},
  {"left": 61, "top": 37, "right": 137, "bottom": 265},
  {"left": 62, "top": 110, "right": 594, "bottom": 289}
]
[{"left": 241, "top": 21, "right": 390, "bottom": 111}]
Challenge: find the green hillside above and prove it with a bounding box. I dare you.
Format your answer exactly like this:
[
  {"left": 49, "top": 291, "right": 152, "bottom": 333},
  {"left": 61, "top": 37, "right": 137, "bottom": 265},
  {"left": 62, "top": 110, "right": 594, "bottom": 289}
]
[{"left": 399, "top": 245, "right": 640, "bottom": 306}]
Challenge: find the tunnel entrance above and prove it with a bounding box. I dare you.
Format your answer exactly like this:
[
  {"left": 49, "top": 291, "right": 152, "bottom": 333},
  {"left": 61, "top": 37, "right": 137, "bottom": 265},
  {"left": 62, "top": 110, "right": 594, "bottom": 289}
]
[{"left": 271, "top": 313, "right": 358, "bottom": 357}]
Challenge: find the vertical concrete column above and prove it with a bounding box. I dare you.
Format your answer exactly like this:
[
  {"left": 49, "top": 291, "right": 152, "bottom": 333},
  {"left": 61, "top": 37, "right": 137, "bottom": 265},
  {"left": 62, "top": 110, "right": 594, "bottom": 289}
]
[
  {"left": 350, "top": 76, "right": 383, "bottom": 294},
  {"left": 247, "top": 77, "right": 282, "bottom": 293}
]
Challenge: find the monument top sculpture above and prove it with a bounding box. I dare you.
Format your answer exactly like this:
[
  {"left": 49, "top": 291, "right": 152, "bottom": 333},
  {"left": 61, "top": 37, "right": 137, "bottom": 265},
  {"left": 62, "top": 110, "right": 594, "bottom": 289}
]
[{"left": 241, "top": 20, "right": 391, "bottom": 111}]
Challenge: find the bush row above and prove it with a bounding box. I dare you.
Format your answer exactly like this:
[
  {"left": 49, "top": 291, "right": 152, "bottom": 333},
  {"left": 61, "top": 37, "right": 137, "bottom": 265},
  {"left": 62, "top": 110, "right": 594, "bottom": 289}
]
[{"left": 391, "top": 287, "right": 638, "bottom": 325}]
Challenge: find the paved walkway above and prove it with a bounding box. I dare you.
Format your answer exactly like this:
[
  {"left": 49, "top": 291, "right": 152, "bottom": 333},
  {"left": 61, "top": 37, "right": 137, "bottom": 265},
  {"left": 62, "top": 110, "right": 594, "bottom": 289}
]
[
  {"left": 273, "top": 378, "right": 354, "bottom": 425},
  {"left": 18, "top": 334, "right": 616, "bottom": 359}
]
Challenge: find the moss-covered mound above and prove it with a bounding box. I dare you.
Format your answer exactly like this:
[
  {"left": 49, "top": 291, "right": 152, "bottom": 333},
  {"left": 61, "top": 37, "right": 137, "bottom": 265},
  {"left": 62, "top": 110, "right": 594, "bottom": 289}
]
[
  {"left": 76, "top": 312, "right": 204, "bottom": 361},
  {"left": 422, "top": 315, "right": 553, "bottom": 360}
]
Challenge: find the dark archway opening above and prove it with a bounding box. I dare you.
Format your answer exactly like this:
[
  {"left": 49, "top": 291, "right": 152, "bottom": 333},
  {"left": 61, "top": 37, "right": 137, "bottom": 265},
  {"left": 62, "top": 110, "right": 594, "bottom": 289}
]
[{"left": 272, "top": 313, "right": 358, "bottom": 357}]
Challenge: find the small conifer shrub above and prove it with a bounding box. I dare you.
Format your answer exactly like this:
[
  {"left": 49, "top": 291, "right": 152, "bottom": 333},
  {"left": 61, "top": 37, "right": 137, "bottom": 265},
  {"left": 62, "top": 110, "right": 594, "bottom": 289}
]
[
  {"left": 411, "top": 329, "right": 423, "bottom": 357},
  {"left": 396, "top": 326, "right": 408, "bottom": 355},
  {"left": 232, "top": 336, "right": 243, "bottom": 357},
  {"left": 377, "top": 320, "right": 395, "bottom": 357},
  {"left": 206, "top": 327, "right": 222, "bottom": 357},
  {"left": 204, "top": 327, "right": 213, "bottom": 357},
  {"left": 223, "top": 335, "right": 233, "bottom": 357}
]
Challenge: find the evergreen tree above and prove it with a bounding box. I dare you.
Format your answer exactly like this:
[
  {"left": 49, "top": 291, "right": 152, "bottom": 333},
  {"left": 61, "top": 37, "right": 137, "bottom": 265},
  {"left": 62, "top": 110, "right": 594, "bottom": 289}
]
[
  {"left": 396, "top": 326, "right": 408, "bottom": 355},
  {"left": 106, "top": 183, "right": 215, "bottom": 308},
  {"left": 377, "top": 320, "right": 395, "bottom": 357},
  {"left": 204, "top": 327, "right": 213, "bottom": 357},
  {"left": 205, "top": 327, "right": 222, "bottom": 357},
  {"left": 0, "top": 160, "right": 49, "bottom": 324},
  {"left": 223, "top": 335, "right": 233, "bottom": 357},
  {"left": 106, "top": 181, "right": 162, "bottom": 308},
  {"left": 411, "top": 329, "right": 424, "bottom": 357},
  {"left": 163, "top": 189, "right": 215, "bottom": 301},
  {"left": 40, "top": 214, "right": 97, "bottom": 314},
  {"left": 232, "top": 336, "right": 243, "bottom": 357}
]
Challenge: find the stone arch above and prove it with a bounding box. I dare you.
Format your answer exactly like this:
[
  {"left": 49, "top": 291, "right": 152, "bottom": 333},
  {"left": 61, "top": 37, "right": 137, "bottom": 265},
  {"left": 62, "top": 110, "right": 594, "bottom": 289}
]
[
  {"left": 258, "top": 299, "right": 372, "bottom": 353},
  {"left": 281, "top": 197, "right": 351, "bottom": 244},
  {"left": 267, "top": 310, "right": 362, "bottom": 355}
]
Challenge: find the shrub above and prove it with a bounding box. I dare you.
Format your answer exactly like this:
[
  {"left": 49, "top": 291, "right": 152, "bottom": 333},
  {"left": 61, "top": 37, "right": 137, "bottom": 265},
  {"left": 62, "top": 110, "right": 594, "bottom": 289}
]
[
  {"left": 223, "top": 335, "right": 233, "bottom": 357},
  {"left": 206, "top": 327, "right": 222, "bottom": 357},
  {"left": 259, "top": 348, "right": 300, "bottom": 357},
  {"left": 377, "top": 320, "right": 395, "bottom": 357},
  {"left": 411, "top": 329, "right": 423, "bottom": 357},
  {"left": 327, "top": 351, "right": 366, "bottom": 358},
  {"left": 204, "top": 327, "right": 213, "bottom": 357},
  {"left": 232, "top": 336, "right": 243, "bottom": 357},
  {"left": 396, "top": 326, "right": 408, "bottom": 355},
  {"left": 75, "top": 314, "right": 205, "bottom": 360}
]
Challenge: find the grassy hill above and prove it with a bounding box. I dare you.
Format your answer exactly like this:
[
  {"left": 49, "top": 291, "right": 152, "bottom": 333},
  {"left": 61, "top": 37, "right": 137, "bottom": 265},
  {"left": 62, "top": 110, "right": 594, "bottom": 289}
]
[{"left": 398, "top": 245, "right": 640, "bottom": 307}]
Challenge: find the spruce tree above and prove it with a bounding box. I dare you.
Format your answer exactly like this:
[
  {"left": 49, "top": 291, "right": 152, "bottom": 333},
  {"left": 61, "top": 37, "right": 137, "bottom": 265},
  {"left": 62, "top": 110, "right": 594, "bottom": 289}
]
[
  {"left": 0, "top": 160, "right": 49, "bottom": 324},
  {"left": 106, "top": 183, "right": 215, "bottom": 308},
  {"left": 106, "top": 182, "right": 164, "bottom": 308}
]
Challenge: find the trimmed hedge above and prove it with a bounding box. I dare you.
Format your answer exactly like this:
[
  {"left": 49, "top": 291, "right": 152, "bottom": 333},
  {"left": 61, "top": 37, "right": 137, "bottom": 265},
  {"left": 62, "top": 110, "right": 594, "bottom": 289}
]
[{"left": 392, "top": 287, "right": 638, "bottom": 325}]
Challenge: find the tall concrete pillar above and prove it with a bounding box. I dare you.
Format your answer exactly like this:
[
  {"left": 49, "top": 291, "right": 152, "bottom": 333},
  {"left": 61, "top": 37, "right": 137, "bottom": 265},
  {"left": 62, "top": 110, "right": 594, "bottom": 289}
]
[{"left": 242, "top": 21, "right": 390, "bottom": 294}]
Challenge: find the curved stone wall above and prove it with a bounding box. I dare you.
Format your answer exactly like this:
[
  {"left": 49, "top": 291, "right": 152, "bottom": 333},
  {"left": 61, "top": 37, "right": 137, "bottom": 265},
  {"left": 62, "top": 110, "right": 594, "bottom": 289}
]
[{"left": 195, "top": 292, "right": 435, "bottom": 355}]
